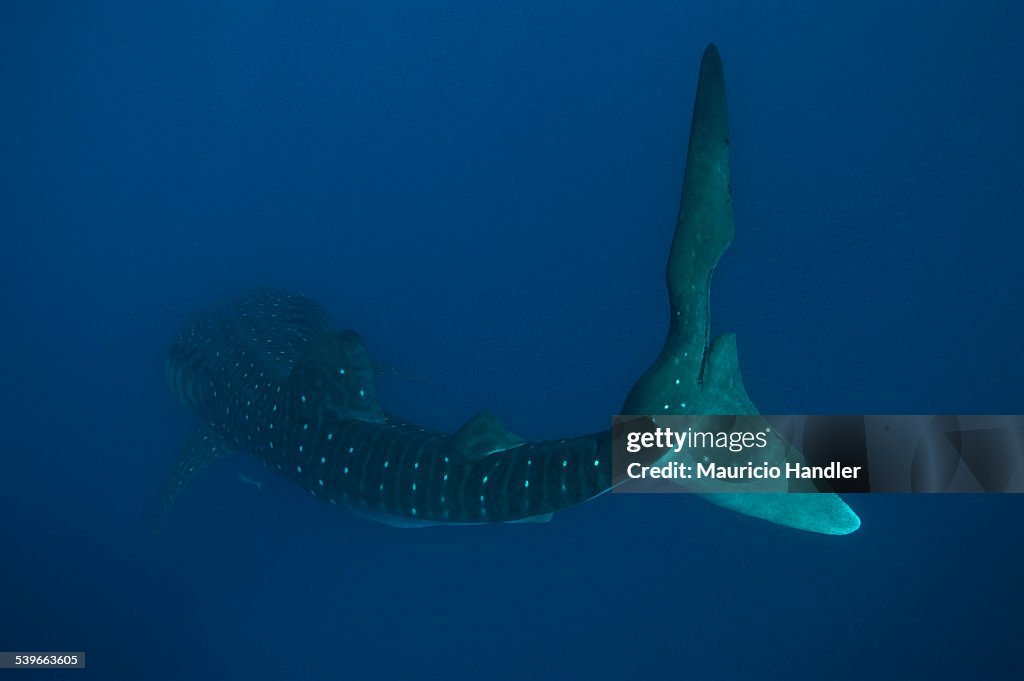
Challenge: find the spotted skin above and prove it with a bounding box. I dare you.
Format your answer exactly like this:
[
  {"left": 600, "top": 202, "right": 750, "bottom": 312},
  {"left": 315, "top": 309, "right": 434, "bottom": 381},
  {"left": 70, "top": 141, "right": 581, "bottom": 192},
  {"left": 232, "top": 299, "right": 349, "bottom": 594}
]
[
  {"left": 162, "top": 45, "right": 860, "bottom": 535},
  {"left": 163, "top": 289, "right": 611, "bottom": 525}
]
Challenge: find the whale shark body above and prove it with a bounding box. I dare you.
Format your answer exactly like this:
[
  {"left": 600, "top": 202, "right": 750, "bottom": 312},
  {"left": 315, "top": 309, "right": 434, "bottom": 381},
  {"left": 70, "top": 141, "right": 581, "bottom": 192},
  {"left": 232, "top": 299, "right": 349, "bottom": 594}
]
[
  {"left": 161, "top": 45, "right": 860, "bottom": 535},
  {"left": 164, "top": 289, "right": 609, "bottom": 526}
]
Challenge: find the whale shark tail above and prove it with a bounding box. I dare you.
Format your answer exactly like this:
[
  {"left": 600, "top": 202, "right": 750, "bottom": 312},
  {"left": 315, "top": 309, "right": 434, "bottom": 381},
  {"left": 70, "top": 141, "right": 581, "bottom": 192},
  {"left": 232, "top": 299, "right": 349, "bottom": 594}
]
[{"left": 622, "top": 44, "right": 860, "bottom": 536}]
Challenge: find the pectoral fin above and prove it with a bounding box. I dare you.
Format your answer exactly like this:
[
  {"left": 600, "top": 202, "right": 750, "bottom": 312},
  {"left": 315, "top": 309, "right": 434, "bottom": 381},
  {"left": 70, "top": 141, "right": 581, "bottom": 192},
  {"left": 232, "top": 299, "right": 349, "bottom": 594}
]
[{"left": 157, "top": 426, "right": 235, "bottom": 528}]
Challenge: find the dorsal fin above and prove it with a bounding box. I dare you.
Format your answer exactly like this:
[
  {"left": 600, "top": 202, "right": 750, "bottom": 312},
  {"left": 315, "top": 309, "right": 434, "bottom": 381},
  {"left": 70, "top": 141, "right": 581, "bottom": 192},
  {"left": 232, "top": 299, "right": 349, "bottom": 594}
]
[
  {"left": 450, "top": 411, "right": 525, "bottom": 458},
  {"left": 289, "top": 330, "right": 385, "bottom": 424}
]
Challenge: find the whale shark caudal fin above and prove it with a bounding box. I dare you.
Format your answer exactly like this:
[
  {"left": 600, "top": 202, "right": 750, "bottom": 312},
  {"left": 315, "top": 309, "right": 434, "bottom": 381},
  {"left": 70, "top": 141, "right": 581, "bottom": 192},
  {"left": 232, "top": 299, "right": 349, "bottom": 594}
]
[{"left": 621, "top": 44, "right": 860, "bottom": 535}]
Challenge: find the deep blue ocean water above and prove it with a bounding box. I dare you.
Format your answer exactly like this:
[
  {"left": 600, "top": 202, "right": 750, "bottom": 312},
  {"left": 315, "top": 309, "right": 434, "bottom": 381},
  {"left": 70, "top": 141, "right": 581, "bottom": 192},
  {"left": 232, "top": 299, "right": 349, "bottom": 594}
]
[{"left": 3, "top": 1, "right": 1023, "bottom": 679}]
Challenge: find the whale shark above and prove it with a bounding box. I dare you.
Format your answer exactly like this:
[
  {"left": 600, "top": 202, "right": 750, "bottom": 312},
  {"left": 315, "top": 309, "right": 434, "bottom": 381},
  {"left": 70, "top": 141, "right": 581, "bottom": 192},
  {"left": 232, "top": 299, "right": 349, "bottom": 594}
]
[{"left": 161, "top": 44, "right": 860, "bottom": 535}]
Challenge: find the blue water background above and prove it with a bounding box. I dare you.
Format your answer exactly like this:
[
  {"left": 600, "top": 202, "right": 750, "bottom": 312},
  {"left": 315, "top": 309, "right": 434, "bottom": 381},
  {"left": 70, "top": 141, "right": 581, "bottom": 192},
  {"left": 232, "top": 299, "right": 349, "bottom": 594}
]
[{"left": 3, "top": 1, "right": 1023, "bottom": 679}]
